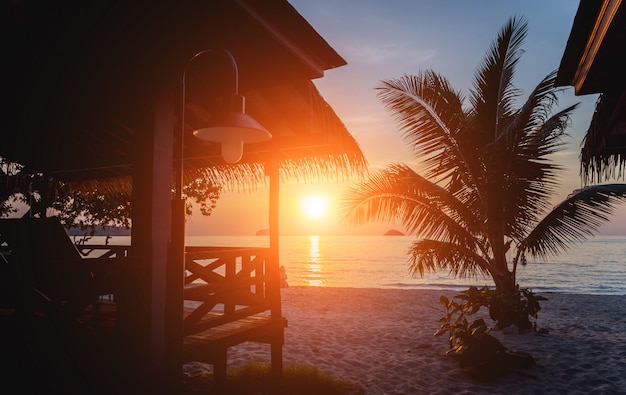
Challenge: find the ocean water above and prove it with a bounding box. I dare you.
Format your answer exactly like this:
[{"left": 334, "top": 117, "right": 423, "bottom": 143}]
[
  {"left": 90, "top": 234, "right": 626, "bottom": 295},
  {"left": 183, "top": 234, "right": 626, "bottom": 296}
]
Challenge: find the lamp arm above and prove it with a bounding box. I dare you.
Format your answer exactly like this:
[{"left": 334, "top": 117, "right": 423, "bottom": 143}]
[
  {"left": 177, "top": 49, "right": 239, "bottom": 200},
  {"left": 222, "top": 49, "right": 239, "bottom": 95}
]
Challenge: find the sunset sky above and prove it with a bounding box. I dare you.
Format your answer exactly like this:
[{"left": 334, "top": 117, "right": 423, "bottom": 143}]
[{"left": 188, "top": 0, "right": 626, "bottom": 236}]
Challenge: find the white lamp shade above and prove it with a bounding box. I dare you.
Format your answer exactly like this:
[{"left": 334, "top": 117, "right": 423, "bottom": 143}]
[{"left": 193, "top": 112, "right": 271, "bottom": 164}]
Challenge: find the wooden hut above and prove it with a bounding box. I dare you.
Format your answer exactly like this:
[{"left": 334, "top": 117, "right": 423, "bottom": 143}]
[
  {"left": 556, "top": 0, "right": 626, "bottom": 183},
  {"left": 1, "top": 1, "right": 366, "bottom": 392}
]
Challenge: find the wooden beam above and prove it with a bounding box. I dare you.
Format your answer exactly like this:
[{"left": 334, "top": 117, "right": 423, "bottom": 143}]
[{"left": 573, "top": 0, "right": 623, "bottom": 94}]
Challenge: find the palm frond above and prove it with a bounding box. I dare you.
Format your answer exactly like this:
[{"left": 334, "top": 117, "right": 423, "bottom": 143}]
[
  {"left": 478, "top": 74, "right": 560, "bottom": 240},
  {"left": 502, "top": 96, "right": 580, "bottom": 239},
  {"left": 340, "top": 164, "right": 485, "bottom": 249},
  {"left": 514, "top": 104, "right": 579, "bottom": 196},
  {"left": 498, "top": 72, "right": 559, "bottom": 153},
  {"left": 407, "top": 238, "right": 492, "bottom": 279},
  {"left": 521, "top": 184, "right": 626, "bottom": 258},
  {"left": 470, "top": 16, "right": 528, "bottom": 142},
  {"left": 376, "top": 72, "right": 472, "bottom": 183}
]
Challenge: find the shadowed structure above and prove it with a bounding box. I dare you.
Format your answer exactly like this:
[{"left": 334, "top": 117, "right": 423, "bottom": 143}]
[
  {"left": 1, "top": 1, "right": 366, "bottom": 392},
  {"left": 556, "top": 0, "right": 626, "bottom": 183}
]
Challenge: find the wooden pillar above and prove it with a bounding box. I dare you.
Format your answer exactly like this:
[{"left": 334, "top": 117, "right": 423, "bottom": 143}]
[
  {"left": 267, "top": 159, "right": 283, "bottom": 378},
  {"left": 168, "top": 197, "right": 185, "bottom": 389},
  {"left": 213, "top": 348, "right": 228, "bottom": 386},
  {"left": 165, "top": 81, "right": 185, "bottom": 392},
  {"left": 129, "top": 82, "right": 177, "bottom": 391}
]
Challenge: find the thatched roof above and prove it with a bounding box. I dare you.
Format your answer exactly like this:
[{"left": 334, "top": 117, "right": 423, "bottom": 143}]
[
  {"left": 182, "top": 79, "right": 367, "bottom": 191},
  {"left": 556, "top": 0, "right": 626, "bottom": 183},
  {"left": 1, "top": 0, "right": 366, "bottom": 195},
  {"left": 579, "top": 92, "right": 626, "bottom": 183}
]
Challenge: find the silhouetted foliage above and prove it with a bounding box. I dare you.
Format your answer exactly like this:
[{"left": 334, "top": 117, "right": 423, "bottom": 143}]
[
  {"left": 342, "top": 17, "right": 626, "bottom": 331},
  {"left": 436, "top": 288, "right": 539, "bottom": 377},
  {"left": 0, "top": 157, "right": 220, "bottom": 234}
]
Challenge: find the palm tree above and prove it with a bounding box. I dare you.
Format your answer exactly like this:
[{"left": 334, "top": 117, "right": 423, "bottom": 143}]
[{"left": 342, "top": 17, "right": 626, "bottom": 328}]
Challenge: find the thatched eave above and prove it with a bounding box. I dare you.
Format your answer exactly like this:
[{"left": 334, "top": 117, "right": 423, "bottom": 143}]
[
  {"left": 556, "top": 0, "right": 626, "bottom": 184},
  {"left": 1, "top": 0, "right": 366, "bottom": 194},
  {"left": 581, "top": 92, "right": 626, "bottom": 184}
]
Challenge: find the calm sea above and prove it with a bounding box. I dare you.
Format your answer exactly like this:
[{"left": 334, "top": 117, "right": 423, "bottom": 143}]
[{"left": 90, "top": 234, "right": 626, "bottom": 295}]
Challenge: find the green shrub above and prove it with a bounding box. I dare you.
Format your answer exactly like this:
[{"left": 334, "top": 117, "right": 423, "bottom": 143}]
[{"left": 435, "top": 287, "right": 541, "bottom": 378}]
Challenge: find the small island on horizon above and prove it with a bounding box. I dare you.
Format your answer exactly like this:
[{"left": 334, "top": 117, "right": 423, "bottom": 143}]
[{"left": 383, "top": 229, "right": 404, "bottom": 236}]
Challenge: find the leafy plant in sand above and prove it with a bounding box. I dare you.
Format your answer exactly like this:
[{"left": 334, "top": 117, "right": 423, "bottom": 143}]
[{"left": 435, "top": 288, "right": 541, "bottom": 377}]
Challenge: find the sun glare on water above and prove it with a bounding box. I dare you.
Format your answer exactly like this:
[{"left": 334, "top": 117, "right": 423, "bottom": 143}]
[{"left": 299, "top": 195, "right": 330, "bottom": 219}]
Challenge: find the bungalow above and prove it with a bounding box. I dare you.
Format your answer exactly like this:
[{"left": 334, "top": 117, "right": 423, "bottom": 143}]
[
  {"left": 1, "top": 1, "right": 365, "bottom": 392},
  {"left": 556, "top": 0, "right": 626, "bottom": 183}
]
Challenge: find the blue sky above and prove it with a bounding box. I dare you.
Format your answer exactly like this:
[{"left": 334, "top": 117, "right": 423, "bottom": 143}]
[
  {"left": 290, "top": 0, "right": 591, "bottom": 167},
  {"left": 191, "top": 0, "right": 626, "bottom": 235}
]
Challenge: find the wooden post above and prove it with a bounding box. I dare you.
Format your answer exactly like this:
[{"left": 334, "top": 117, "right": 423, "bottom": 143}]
[
  {"left": 167, "top": 73, "right": 185, "bottom": 390},
  {"left": 167, "top": 197, "right": 185, "bottom": 390},
  {"left": 213, "top": 348, "right": 228, "bottom": 386},
  {"left": 225, "top": 257, "right": 236, "bottom": 314},
  {"left": 129, "top": 82, "right": 178, "bottom": 391},
  {"left": 267, "top": 159, "right": 283, "bottom": 378}
]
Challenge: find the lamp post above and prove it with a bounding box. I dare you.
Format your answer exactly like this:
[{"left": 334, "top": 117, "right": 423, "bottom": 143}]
[
  {"left": 177, "top": 49, "right": 271, "bottom": 199},
  {"left": 168, "top": 49, "right": 270, "bottom": 386},
  {"left": 191, "top": 50, "right": 271, "bottom": 163}
]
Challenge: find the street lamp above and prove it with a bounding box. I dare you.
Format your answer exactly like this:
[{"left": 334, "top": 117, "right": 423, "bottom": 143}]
[
  {"left": 186, "top": 49, "right": 271, "bottom": 164},
  {"left": 169, "top": 50, "right": 270, "bottom": 377},
  {"left": 177, "top": 49, "right": 270, "bottom": 202}
]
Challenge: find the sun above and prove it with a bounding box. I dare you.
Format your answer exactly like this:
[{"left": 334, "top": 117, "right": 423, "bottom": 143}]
[{"left": 299, "top": 195, "right": 330, "bottom": 219}]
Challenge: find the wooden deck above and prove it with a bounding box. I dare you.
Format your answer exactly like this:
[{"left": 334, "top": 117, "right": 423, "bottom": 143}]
[
  {"left": 84, "top": 245, "right": 287, "bottom": 383},
  {"left": 182, "top": 313, "right": 287, "bottom": 360},
  {"left": 1, "top": 218, "right": 286, "bottom": 388},
  {"left": 74, "top": 301, "right": 287, "bottom": 368}
]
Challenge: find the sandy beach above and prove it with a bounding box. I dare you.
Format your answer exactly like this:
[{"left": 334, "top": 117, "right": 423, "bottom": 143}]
[{"left": 185, "top": 286, "right": 626, "bottom": 394}]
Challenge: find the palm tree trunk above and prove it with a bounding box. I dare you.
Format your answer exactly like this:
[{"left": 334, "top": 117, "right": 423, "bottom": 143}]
[
  {"left": 492, "top": 256, "right": 515, "bottom": 295},
  {"left": 491, "top": 254, "right": 532, "bottom": 330}
]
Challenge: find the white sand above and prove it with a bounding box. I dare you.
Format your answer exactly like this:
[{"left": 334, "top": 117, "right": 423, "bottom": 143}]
[{"left": 187, "top": 287, "right": 626, "bottom": 394}]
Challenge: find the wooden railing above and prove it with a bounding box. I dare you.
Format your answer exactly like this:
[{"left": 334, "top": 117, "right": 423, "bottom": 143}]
[
  {"left": 2, "top": 218, "right": 284, "bottom": 383},
  {"left": 73, "top": 245, "right": 133, "bottom": 299},
  {"left": 76, "top": 245, "right": 131, "bottom": 259},
  {"left": 183, "top": 246, "right": 280, "bottom": 336},
  {"left": 75, "top": 244, "right": 283, "bottom": 339}
]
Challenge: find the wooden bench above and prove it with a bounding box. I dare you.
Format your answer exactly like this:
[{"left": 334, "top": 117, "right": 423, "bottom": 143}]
[{"left": 181, "top": 246, "right": 286, "bottom": 383}]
